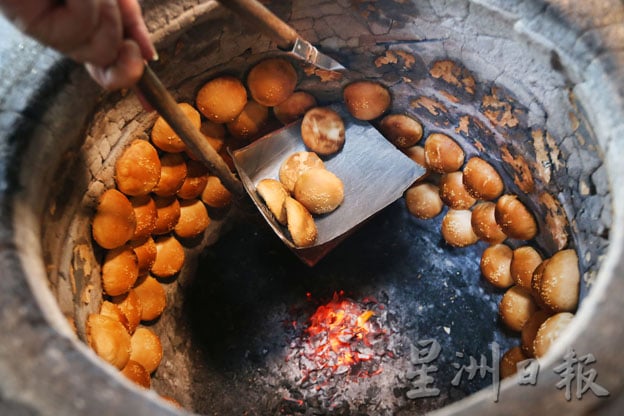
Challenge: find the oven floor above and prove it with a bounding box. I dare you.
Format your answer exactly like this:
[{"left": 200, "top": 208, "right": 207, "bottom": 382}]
[{"left": 182, "top": 199, "right": 517, "bottom": 415}]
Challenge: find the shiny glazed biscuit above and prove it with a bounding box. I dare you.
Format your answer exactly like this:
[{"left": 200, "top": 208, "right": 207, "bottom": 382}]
[
  {"left": 196, "top": 76, "right": 247, "bottom": 123},
  {"left": 129, "top": 327, "right": 163, "bottom": 374},
  {"left": 133, "top": 275, "right": 166, "bottom": 322},
  {"left": 86, "top": 314, "right": 131, "bottom": 370},
  {"left": 114, "top": 139, "right": 161, "bottom": 197},
  {"left": 247, "top": 58, "right": 297, "bottom": 107},
  {"left": 151, "top": 103, "right": 200, "bottom": 152},
  {"left": 101, "top": 245, "right": 139, "bottom": 296},
  {"left": 92, "top": 189, "right": 136, "bottom": 250}
]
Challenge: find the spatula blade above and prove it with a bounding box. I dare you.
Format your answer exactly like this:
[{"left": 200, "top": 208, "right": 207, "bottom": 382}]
[{"left": 290, "top": 38, "right": 345, "bottom": 71}]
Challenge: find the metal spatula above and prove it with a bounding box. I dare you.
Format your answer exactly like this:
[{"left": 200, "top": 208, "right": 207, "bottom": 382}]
[
  {"left": 231, "top": 104, "right": 425, "bottom": 266},
  {"left": 217, "top": 0, "right": 345, "bottom": 71},
  {"left": 137, "top": 65, "right": 425, "bottom": 266}
]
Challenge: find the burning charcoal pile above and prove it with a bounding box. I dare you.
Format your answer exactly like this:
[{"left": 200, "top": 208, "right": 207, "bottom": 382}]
[
  {"left": 184, "top": 208, "right": 509, "bottom": 415},
  {"left": 281, "top": 291, "right": 398, "bottom": 410}
]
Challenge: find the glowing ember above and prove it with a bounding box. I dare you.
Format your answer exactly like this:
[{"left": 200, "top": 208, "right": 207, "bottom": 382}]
[
  {"left": 299, "top": 291, "right": 387, "bottom": 378},
  {"left": 281, "top": 291, "right": 396, "bottom": 411}
]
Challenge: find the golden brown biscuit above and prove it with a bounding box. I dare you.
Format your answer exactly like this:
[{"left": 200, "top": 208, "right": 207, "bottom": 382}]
[
  {"left": 130, "top": 195, "right": 157, "bottom": 240},
  {"left": 343, "top": 81, "right": 391, "bottom": 120},
  {"left": 439, "top": 171, "right": 476, "bottom": 210},
  {"left": 531, "top": 259, "right": 551, "bottom": 310},
  {"left": 278, "top": 151, "right": 325, "bottom": 193},
  {"left": 404, "top": 183, "right": 444, "bottom": 219},
  {"left": 495, "top": 194, "right": 538, "bottom": 240},
  {"left": 403, "top": 145, "right": 426, "bottom": 167},
  {"left": 153, "top": 153, "right": 187, "bottom": 197},
  {"left": 86, "top": 314, "right": 131, "bottom": 370},
  {"left": 300, "top": 107, "right": 345, "bottom": 156},
  {"left": 256, "top": 179, "right": 289, "bottom": 225},
  {"left": 111, "top": 289, "right": 142, "bottom": 334},
  {"left": 284, "top": 197, "right": 317, "bottom": 247},
  {"left": 177, "top": 160, "right": 209, "bottom": 200},
  {"left": 538, "top": 249, "right": 580, "bottom": 313},
  {"left": 121, "top": 360, "right": 151, "bottom": 389},
  {"left": 114, "top": 139, "right": 161, "bottom": 197},
  {"left": 470, "top": 201, "right": 507, "bottom": 244},
  {"left": 521, "top": 309, "right": 550, "bottom": 357},
  {"left": 423, "top": 133, "right": 464, "bottom": 173},
  {"left": 196, "top": 75, "right": 247, "bottom": 123},
  {"left": 441, "top": 209, "right": 479, "bottom": 247},
  {"left": 101, "top": 245, "right": 139, "bottom": 297},
  {"left": 130, "top": 236, "right": 157, "bottom": 276},
  {"left": 379, "top": 114, "right": 423, "bottom": 148},
  {"left": 99, "top": 301, "right": 129, "bottom": 331},
  {"left": 133, "top": 275, "right": 166, "bottom": 322},
  {"left": 274, "top": 91, "right": 317, "bottom": 124},
  {"left": 402, "top": 145, "right": 429, "bottom": 183},
  {"left": 174, "top": 199, "right": 211, "bottom": 239},
  {"left": 463, "top": 157, "right": 504, "bottom": 200},
  {"left": 129, "top": 327, "right": 163, "bottom": 374},
  {"left": 226, "top": 100, "right": 269, "bottom": 141},
  {"left": 499, "top": 286, "right": 538, "bottom": 332},
  {"left": 510, "top": 246, "right": 543, "bottom": 290},
  {"left": 151, "top": 235, "right": 186, "bottom": 278},
  {"left": 201, "top": 176, "right": 232, "bottom": 209},
  {"left": 92, "top": 189, "right": 136, "bottom": 250},
  {"left": 293, "top": 168, "right": 344, "bottom": 215},
  {"left": 533, "top": 312, "right": 574, "bottom": 358},
  {"left": 152, "top": 196, "right": 181, "bottom": 235},
  {"left": 151, "top": 102, "right": 200, "bottom": 153},
  {"left": 247, "top": 58, "right": 297, "bottom": 107},
  {"left": 480, "top": 243, "right": 514, "bottom": 288},
  {"left": 500, "top": 346, "right": 528, "bottom": 379}
]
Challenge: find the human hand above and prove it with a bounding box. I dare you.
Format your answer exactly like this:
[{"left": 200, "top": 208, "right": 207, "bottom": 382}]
[{"left": 0, "top": 0, "right": 156, "bottom": 90}]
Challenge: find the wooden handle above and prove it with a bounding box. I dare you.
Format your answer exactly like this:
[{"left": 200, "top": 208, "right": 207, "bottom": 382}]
[
  {"left": 218, "top": 0, "right": 299, "bottom": 49},
  {"left": 136, "top": 64, "right": 245, "bottom": 199}
]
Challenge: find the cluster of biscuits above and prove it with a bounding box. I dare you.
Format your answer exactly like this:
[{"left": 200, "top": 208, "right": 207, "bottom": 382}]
[
  {"left": 396, "top": 126, "right": 579, "bottom": 377},
  {"left": 256, "top": 149, "right": 345, "bottom": 248},
  {"left": 195, "top": 58, "right": 404, "bottom": 250},
  {"left": 255, "top": 106, "right": 348, "bottom": 248},
  {"left": 88, "top": 104, "right": 237, "bottom": 402},
  {"left": 85, "top": 56, "right": 327, "bottom": 399},
  {"left": 254, "top": 78, "right": 401, "bottom": 248}
]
